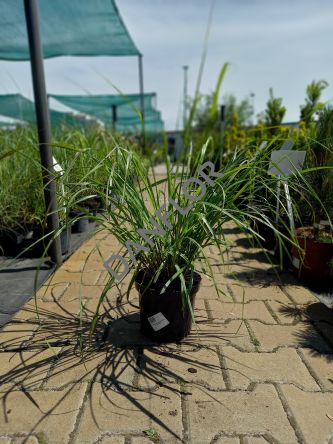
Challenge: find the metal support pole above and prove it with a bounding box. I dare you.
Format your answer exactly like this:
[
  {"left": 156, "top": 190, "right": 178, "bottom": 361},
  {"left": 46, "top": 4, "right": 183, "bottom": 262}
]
[
  {"left": 111, "top": 104, "right": 117, "bottom": 132},
  {"left": 24, "top": 0, "right": 62, "bottom": 266},
  {"left": 138, "top": 54, "right": 145, "bottom": 151},
  {"left": 183, "top": 65, "right": 189, "bottom": 130},
  {"left": 219, "top": 104, "right": 226, "bottom": 169}
]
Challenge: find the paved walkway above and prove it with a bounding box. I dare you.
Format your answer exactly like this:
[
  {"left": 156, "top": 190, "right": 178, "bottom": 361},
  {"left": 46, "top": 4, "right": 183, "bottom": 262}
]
[{"left": 0, "top": 225, "right": 333, "bottom": 444}]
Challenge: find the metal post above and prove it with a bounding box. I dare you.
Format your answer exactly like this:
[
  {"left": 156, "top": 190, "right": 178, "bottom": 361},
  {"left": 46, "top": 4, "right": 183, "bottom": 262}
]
[
  {"left": 183, "top": 65, "right": 188, "bottom": 130},
  {"left": 219, "top": 104, "right": 226, "bottom": 169},
  {"left": 138, "top": 54, "right": 145, "bottom": 151},
  {"left": 24, "top": 0, "right": 62, "bottom": 266},
  {"left": 111, "top": 104, "right": 117, "bottom": 132}
]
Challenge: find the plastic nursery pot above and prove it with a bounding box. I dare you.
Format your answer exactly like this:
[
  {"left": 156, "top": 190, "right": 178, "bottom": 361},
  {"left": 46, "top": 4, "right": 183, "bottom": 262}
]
[
  {"left": 60, "top": 227, "right": 71, "bottom": 255},
  {"left": 70, "top": 211, "right": 90, "bottom": 234},
  {"left": 291, "top": 227, "right": 333, "bottom": 284},
  {"left": 250, "top": 219, "right": 276, "bottom": 251},
  {"left": 135, "top": 270, "right": 202, "bottom": 343}
]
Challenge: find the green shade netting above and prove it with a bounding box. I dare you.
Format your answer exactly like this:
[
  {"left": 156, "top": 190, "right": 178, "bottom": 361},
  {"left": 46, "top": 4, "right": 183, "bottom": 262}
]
[
  {"left": 0, "top": 0, "right": 139, "bottom": 60},
  {"left": 51, "top": 94, "right": 164, "bottom": 133},
  {"left": 0, "top": 121, "right": 17, "bottom": 128},
  {"left": 0, "top": 94, "right": 89, "bottom": 127}
]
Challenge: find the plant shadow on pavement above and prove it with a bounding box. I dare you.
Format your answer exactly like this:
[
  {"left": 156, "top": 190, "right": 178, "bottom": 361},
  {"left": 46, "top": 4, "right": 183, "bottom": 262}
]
[
  {"left": 0, "top": 288, "right": 241, "bottom": 443},
  {"left": 278, "top": 302, "right": 333, "bottom": 360}
]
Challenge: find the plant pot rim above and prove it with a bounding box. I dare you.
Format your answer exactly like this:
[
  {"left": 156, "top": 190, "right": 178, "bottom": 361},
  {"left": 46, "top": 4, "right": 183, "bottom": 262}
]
[{"left": 135, "top": 268, "right": 202, "bottom": 293}]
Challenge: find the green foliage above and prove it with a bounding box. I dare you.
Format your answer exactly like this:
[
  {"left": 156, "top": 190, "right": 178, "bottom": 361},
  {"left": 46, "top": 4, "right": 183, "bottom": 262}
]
[
  {"left": 300, "top": 80, "right": 328, "bottom": 126},
  {"left": 265, "top": 88, "right": 286, "bottom": 129},
  {"left": 0, "top": 127, "right": 45, "bottom": 233},
  {"left": 82, "top": 139, "right": 318, "bottom": 331},
  {"left": 302, "top": 106, "right": 333, "bottom": 222}
]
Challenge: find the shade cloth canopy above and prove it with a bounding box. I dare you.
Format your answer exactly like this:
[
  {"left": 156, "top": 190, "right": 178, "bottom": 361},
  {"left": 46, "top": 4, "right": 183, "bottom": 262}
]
[
  {"left": 0, "top": 0, "right": 139, "bottom": 60},
  {"left": 0, "top": 94, "right": 89, "bottom": 127},
  {"left": 51, "top": 93, "right": 164, "bottom": 133}
]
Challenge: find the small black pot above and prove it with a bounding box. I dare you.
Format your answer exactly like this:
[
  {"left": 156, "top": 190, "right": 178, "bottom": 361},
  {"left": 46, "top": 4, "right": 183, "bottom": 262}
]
[
  {"left": 70, "top": 211, "right": 90, "bottom": 233},
  {"left": 135, "top": 270, "right": 202, "bottom": 343},
  {"left": 60, "top": 227, "right": 71, "bottom": 255}
]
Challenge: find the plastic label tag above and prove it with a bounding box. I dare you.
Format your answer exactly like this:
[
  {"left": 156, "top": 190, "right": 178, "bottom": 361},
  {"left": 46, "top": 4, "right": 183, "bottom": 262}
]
[
  {"left": 148, "top": 312, "right": 170, "bottom": 331},
  {"left": 292, "top": 256, "right": 300, "bottom": 269}
]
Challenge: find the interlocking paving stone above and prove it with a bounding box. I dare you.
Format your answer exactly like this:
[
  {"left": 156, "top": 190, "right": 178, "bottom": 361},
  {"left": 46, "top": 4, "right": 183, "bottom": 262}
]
[
  {"left": 45, "top": 348, "right": 136, "bottom": 389},
  {"left": 230, "top": 285, "right": 291, "bottom": 303},
  {"left": 242, "top": 438, "right": 269, "bottom": 444},
  {"left": 207, "top": 300, "right": 275, "bottom": 323},
  {"left": 182, "top": 320, "right": 256, "bottom": 351},
  {"left": 266, "top": 301, "right": 303, "bottom": 324},
  {"left": 248, "top": 320, "right": 333, "bottom": 353},
  {"left": 74, "top": 383, "right": 183, "bottom": 444},
  {"left": 0, "top": 320, "right": 37, "bottom": 350},
  {"left": 98, "top": 436, "right": 125, "bottom": 444},
  {"left": 199, "top": 276, "right": 232, "bottom": 300},
  {"left": 187, "top": 384, "right": 298, "bottom": 444},
  {"left": 214, "top": 438, "right": 240, "bottom": 443},
  {"left": 0, "top": 348, "right": 60, "bottom": 391},
  {"left": 2, "top": 224, "right": 332, "bottom": 443},
  {"left": 137, "top": 346, "right": 225, "bottom": 390},
  {"left": 281, "top": 285, "right": 318, "bottom": 304},
  {"left": 47, "top": 270, "right": 102, "bottom": 286},
  {"left": 0, "top": 384, "right": 85, "bottom": 444},
  {"left": 36, "top": 282, "right": 69, "bottom": 302},
  {"left": 279, "top": 385, "right": 333, "bottom": 443},
  {"left": 300, "top": 348, "right": 333, "bottom": 390},
  {"left": 222, "top": 346, "right": 319, "bottom": 390},
  {"left": 59, "top": 283, "right": 109, "bottom": 302},
  {"left": 11, "top": 437, "right": 39, "bottom": 444}
]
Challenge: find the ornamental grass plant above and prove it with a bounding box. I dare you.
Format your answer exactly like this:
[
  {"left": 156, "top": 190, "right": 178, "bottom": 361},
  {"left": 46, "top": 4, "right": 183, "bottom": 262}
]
[{"left": 78, "top": 138, "right": 320, "bottom": 333}]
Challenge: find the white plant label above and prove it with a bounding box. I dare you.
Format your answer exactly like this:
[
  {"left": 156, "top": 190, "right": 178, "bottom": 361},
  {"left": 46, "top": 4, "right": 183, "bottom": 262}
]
[
  {"left": 148, "top": 312, "right": 170, "bottom": 331},
  {"left": 268, "top": 150, "right": 306, "bottom": 177},
  {"left": 292, "top": 256, "right": 300, "bottom": 269}
]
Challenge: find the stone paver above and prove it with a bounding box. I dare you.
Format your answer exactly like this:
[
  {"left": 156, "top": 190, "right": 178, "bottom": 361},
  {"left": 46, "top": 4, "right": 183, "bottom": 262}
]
[
  {"left": 74, "top": 383, "right": 182, "bottom": 444},
  {"left": 1, "top": 225, "right": 333, "bottom": 443},
  {"left": 0, "top": 320, "right": 37, "bottom": 350},
  {"left": 248, "top": 320, "right": 333, "bottom": 353},
  {"left": 279, "top": 385, "right": 333, "bottom": 443},
  {"left": 281, "top": 285, "right": 318, "bottom": 304},
  {"left": 266, "top": 301, "right": 302, "bottom": 324},
  {"left": 0, "top": 385, "right": 85, "bottom": 444},
  {"left": 0, "top": 348, "right": 60, "bottom": 391},
  {"left": 222, "top": 346, "right": 319, "bottom": 390},
  {"left": 45, "top": 348, "right": 136, "bottom": 389},
  {"left": 183, "top": 320, "right": 256, "bottom": 351},
  {"left": 231, "top": 285, "right": 291, "bottom": 303},
  {"left": 300, "top": 348, "right": 333, "bottom": 391},
  {"left": 207, "top": 300, "right": 275, "bottom": 324},
  {"left": 137, "top": 346, "right": 225, "bottom": 390},
  {"left": 243, "top": 438, "right": 270, "bottom": 444},
  {"left": 98, "top": 437, "right": 125, "bottom": 444},
  {"left": 37, "top": 282, "right": 70, "bottom": 302},
  {"left": 187, "top": 384, "right": 298, "bottom": 443},
  {"left": 214, "top": 438, "right": 240, "bottom": 444}
]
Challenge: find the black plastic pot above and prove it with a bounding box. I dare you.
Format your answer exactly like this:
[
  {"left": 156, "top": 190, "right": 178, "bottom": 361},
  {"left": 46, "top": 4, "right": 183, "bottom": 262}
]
[
  {"left": 251, "top": 219, "right": 276, "bottom": 251},
  {"left": 60, "top": 227, "right": 71, "bottom": 255},
  {"left": 70, "top": 211, "right": 90, "bottom": 233},
  {"left": 135, "top": 270, "right": 202, "bottom": 342},
  {"left": 0, "top": 225, "right": 46, "bottom": 257}
]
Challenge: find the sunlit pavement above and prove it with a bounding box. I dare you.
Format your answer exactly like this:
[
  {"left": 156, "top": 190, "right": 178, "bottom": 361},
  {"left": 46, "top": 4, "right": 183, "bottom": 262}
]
[{"left": 0, "top": 224, "right": 333, "bottom": 444}]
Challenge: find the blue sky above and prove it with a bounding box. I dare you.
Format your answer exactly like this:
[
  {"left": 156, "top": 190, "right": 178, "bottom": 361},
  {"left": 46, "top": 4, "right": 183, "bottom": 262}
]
[{"left": 0, "top": 0, "right": 332, "bottom": 129}]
